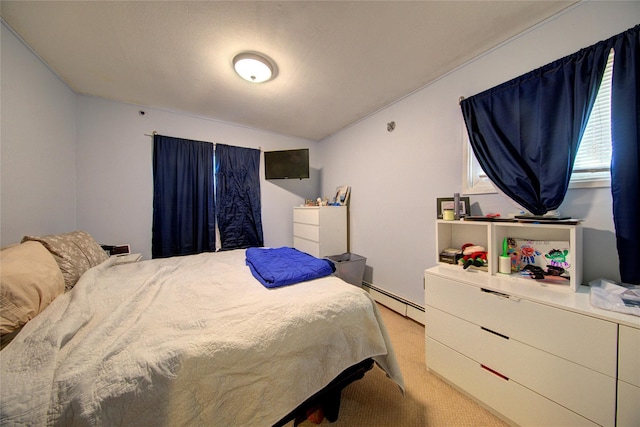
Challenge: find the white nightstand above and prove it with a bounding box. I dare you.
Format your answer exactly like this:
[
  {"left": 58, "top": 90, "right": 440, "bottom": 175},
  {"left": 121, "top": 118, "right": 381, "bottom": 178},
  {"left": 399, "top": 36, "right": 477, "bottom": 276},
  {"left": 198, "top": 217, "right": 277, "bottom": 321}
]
[{"left": 292, "top": 206, "right": 347, "bottom": 258}]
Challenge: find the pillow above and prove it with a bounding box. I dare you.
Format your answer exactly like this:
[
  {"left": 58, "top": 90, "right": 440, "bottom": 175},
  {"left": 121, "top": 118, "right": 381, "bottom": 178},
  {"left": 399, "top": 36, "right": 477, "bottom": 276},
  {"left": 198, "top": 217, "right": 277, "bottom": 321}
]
[
  {"left": 0, "top": 241, "right": 65, "bottom": 335},
  {"left": 22, "top": 230, "right": 109, "bottom": 291}
]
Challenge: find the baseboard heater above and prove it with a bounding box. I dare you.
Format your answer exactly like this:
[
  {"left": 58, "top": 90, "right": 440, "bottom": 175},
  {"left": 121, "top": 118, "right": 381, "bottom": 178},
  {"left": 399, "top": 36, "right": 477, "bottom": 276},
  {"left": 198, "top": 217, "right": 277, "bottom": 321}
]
[{"left": 361, "top": 281, "right": 425, "bottom": 325}]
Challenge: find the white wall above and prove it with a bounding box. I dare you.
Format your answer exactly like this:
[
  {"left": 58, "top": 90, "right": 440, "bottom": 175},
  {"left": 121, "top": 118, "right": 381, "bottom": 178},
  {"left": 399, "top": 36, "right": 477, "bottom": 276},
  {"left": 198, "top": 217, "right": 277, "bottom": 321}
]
[
  {"left": 2, "top": 19, "right": 320, "bottom": 257},
  {"left": 1, "top": 22, "right": 77, "bottom": 246},
  {"left": 75, "top": 97, "right": 319, "bottom": 259},
  {"left": 318, "top": 1, "right": 640, "bottom": 305}
]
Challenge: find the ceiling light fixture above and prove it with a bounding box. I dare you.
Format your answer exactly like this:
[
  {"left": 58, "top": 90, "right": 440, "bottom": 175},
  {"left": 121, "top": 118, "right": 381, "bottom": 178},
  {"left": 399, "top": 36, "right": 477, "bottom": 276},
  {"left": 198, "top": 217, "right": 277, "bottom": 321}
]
[{"left": 233, "top": 52, "right": 277, "bottom": 83}]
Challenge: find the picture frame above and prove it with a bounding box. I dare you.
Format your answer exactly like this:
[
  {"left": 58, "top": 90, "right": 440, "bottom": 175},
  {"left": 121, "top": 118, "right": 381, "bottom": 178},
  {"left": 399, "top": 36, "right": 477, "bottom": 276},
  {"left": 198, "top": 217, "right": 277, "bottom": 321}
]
[
  {"left": 334, "top": 185, "right": 351, "bottom": 206},
  {"left": 436, "top": 196, "right": 470, "bottom": 219}
]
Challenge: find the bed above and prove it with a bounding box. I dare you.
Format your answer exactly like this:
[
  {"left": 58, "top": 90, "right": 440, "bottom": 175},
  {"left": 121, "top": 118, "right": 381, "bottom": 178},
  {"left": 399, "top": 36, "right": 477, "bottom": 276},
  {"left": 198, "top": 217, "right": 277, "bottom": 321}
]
[{"left": 0, "top": 232, "right": 404, "bottom": 426}]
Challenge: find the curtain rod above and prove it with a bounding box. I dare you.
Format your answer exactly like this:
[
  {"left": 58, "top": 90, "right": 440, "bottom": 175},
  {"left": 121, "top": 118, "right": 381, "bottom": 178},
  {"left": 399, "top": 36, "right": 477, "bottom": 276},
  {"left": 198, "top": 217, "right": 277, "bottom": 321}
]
[
  {"left": 144, "top": 131, "right": 261, "bottom": 151},
  {"left": 145, "top": 131, "right": 217, "bottom": 146}
]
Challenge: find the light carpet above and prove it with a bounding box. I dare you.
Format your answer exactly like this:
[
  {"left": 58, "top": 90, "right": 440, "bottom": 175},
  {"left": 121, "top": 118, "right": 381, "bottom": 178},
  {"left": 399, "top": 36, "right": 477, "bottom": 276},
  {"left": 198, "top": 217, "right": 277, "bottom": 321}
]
[{"left": 294, "top": 303, "right": 510, "bottom": 426}]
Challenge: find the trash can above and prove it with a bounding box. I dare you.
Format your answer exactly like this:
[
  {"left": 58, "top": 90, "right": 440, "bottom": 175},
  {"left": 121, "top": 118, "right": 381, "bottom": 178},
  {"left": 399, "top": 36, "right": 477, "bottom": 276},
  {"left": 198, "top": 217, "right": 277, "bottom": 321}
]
[{"left": 327, "top": 253, "right": 366, "bottom": 287}]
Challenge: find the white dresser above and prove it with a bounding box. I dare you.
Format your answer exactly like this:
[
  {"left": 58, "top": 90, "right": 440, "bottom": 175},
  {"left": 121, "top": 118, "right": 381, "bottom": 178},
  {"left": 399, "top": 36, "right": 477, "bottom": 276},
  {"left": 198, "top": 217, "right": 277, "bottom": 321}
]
[
  {"left": 293, "top": 206, "right": 346, "bottom": 258},
  {"left": 425, "top": 266, "right": 640, "bottom": 427},
  {"left": 425, "top": 219, "right": 640, "bottom": 426}
]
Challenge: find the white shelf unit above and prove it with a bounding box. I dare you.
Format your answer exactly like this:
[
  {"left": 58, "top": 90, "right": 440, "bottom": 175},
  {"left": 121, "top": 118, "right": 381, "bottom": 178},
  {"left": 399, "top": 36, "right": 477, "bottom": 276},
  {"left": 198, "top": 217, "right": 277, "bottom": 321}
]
[
  {"left": 436, "top": 220, "right": 491, "bottom": 268},
  {"left": 493, "top": 222, "right": 582, "bottom": 291},
  {"left": 435, "top": 220, "right": 583, "bottom": 292}
]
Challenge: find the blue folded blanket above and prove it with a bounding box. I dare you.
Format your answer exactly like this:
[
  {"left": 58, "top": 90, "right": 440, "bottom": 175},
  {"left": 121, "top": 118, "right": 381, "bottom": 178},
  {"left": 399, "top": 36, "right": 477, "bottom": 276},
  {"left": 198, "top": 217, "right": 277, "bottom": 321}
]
[{"left": 246, "top": 247, "right": 336, "bottom": 288}]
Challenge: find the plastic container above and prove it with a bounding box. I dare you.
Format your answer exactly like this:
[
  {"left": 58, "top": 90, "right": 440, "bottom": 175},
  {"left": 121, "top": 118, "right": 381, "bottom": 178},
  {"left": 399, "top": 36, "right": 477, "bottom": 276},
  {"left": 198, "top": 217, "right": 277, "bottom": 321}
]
[{"left": 327, "top": 253, "right": 366, "bottom": 287}]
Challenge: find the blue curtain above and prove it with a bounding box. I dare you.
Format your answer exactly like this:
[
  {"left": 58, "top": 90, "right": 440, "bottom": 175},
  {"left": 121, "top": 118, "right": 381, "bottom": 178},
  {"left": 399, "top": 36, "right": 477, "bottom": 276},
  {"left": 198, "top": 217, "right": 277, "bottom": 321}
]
[
  {"left": 611, "top": 27, "right": 640, "bottom": 284},
  {"left": 460, "top": 43, "right": 610, "bottom": 215},
  {"left": 461, "top": 25, "right": 639, "bottom": 284},
  {"left": 215, "top": 144, "right": 264, "bottom": 250},
  {"left": 152, "top": 135, "right": 215, "bottom": 258}
]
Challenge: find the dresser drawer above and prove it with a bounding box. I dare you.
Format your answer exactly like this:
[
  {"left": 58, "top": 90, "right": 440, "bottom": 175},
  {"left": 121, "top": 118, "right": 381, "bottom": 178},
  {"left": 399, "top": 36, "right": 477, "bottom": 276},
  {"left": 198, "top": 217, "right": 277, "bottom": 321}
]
[
  {"left": 619, "top": 325, "right": 640, "bottom": 387},
  {"left": 425, "top": 274, "right": 617, "bottom": 377},
  {"left": 426, "top": 337, "right": 599, "bottom": 427},
  {"left": 292, "top": 237, "right": 320, "bottom": 258},
  {"left": 293, "top": 208, "right": 319, "bottom": 225},
  {"left": 617, "top": 381, "right": 640, "bottom": 427},
  {"left": 426, "top": 306, "right": 616, "bottom": 426},
  {"left": 293, "top": 222, "right": 319, "bottom": 242}
]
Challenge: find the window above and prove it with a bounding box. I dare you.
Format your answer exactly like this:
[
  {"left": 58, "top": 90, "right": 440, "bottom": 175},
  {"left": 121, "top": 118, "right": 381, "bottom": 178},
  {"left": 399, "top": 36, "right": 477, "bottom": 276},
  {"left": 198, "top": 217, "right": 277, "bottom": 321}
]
[{"left": 463, "top": 50, "right": 614, "bottom": 194}]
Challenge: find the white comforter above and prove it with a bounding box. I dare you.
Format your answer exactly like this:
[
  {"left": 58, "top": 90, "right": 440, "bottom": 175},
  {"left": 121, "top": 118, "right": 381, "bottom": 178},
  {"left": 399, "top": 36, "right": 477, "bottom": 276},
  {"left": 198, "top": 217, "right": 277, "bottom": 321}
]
[{"left": 0, "top": 250, "right": 403, "bottom": 426}]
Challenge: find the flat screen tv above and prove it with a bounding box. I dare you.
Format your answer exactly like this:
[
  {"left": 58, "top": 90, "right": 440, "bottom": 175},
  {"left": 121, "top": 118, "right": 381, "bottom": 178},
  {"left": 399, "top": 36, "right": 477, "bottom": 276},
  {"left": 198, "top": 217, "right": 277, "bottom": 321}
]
[{"left": 264, "top": 149, "right": 309, "bottom": 180}]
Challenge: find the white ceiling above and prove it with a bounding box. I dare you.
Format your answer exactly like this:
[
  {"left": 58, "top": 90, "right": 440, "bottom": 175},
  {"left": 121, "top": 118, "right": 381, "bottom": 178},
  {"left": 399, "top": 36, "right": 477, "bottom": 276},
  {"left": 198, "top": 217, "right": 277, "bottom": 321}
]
[{"left": 1, "top": 1, "right": 576, "bottom": 141}]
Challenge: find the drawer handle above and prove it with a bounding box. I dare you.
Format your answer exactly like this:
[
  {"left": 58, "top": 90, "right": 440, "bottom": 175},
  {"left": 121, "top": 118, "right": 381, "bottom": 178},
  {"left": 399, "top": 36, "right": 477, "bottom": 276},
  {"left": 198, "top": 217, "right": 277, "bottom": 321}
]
[
  {"left": 481, "top": 326, "right": 509, "bottom": 340},
  {"left": 480, "top": 288, "right": 520, "bottom": 302},
  {"left": 481, "top": 364, "right": 509, "bottom": 381},
  {"left": 481, "top": 288, "right": 509, "bottom": 298}
]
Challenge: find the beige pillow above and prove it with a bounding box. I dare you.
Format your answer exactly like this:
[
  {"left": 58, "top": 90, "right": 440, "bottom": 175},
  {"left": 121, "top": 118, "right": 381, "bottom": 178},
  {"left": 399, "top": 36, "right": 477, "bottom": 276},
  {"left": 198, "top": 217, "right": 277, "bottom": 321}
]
[
  {"left": 0, "top": 241, "right": 65, "bottom": 335},
  {"left": 22, "top": 230, "right": 109, "bottom": 291}
]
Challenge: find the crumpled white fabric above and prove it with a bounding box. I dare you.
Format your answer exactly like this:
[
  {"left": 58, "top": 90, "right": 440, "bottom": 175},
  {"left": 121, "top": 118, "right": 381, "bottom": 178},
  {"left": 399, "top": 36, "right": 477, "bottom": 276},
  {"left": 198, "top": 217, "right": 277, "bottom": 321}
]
[
  {"left": 1, "top": 249, "right": 404, "bottom": 426},
  {"left": 589, "top": 278, "right": 640, "bottom": 317}
]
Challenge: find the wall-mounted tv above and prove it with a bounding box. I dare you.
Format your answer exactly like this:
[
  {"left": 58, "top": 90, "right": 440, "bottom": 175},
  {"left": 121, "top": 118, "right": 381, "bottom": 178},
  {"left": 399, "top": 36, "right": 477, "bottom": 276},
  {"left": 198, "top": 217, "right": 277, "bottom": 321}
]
[{"left": 264, "top": 149, "right": 309, "bottom": 180}]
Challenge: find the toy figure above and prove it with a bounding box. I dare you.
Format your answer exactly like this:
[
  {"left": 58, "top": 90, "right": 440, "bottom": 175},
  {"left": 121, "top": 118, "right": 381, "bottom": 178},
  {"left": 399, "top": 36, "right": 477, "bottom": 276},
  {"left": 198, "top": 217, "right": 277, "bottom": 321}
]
[{"left": 458, "top": 243, "right": 488, "bottom": 270}]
